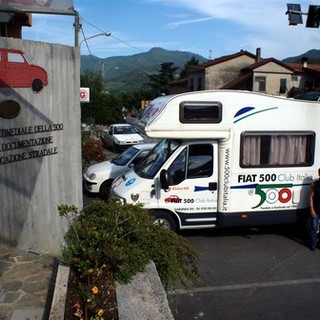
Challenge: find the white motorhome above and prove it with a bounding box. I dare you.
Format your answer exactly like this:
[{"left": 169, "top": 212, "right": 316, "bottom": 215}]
[{"left": 111, "top": 90, "right": 319, "bottom": 231}]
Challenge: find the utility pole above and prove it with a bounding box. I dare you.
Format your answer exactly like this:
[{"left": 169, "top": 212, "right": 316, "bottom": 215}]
[
  {"left": 74, "top": 11, "right": 82, "bottom": 47},
  {"left": 100, "top": 61, "right": 105, "bottom": 81}
]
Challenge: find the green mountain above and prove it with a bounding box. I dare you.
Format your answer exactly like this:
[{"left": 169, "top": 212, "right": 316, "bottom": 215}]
[
  {"left": 82, "top": 47, "right": 320, "bottom": 93},
  {"left": 80, "top": 47, "right": 207, "bottom": 93},
  {"left": 282, "top": 49, "right": 320, "bottom": 63}
]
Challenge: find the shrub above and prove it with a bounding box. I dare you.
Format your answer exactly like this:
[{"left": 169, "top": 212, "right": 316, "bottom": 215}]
[
  {"left": 59, "top": 198, "right": 199, "bottom": 292},
  {"left": 82, "top": 138, "right": 106, "bottom": 165},
  {"left": 81, "top": 130, "right": 91, "bottom": 143}
]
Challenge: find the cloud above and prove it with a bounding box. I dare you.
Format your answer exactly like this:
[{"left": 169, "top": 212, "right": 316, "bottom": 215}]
[
  {"left": 166, "top": 17, "right": 214, "bottom": 29},
  {"left": 145, "top": 0, "right": 317, "bottom": 59},
  {"left": 146, "top": 0, "right": 308, "bottom": 30},
  {"left": 22, "top": 0, "right": 320, "bottom": 60},
  {"left": 23, "top": 14, "right": 74, "bottom": 45}
]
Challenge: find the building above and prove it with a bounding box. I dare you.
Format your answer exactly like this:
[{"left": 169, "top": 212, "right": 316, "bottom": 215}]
[
  {"left": 169, "top": 48, "right": 320, "bottom": 97},
  {"left": 187, "top": 49, "right": 257, "bottom": 92},
  {"left": 0, "top": 12, "right": 32, "bottom": 38},
  {"left": 222, "top": 57, "right": 294, "bottom": 95}
]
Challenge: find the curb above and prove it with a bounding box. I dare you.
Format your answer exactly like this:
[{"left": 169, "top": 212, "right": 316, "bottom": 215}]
[
  {"left": 49, "top": 262, "right": 174, "bottom": 320},
  {"left": 49, "top": 265, "right": 70, "bottom": 320},
  {"left": 116, "top": 262, "right": 174, "bottom": 320}
]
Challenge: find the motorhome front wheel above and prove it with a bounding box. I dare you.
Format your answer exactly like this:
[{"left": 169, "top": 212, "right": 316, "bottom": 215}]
[{"left": 152, "top": 211, "right": 177, "bottom": 232}]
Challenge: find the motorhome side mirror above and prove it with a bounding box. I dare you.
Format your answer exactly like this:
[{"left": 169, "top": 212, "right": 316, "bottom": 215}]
[{"left": 160, "top": 169, "right": 169, "bottom": 190}]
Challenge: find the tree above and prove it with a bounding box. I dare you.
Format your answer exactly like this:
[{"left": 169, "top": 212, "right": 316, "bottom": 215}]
[
  {"left": 81, "top": 70, "right": 105, "bottom": 95},
  {"left": 147, "top": 62, "right": 179, "bottom": 97},
  {"left": 120, "top": 89, "right": 154, "bottom": 115},
  {"left": 179, "top": 56, "right": 199, "bottom": 79},
  {"left": 81, "top": 71, "right": 124, "bottom": 124}
]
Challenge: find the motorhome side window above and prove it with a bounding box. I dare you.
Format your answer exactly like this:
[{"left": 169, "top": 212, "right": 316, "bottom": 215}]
[
  {"left": 241, "top": 132, "right": 314, "bottom": 167},
  {"left": 168, "top": 144, "right": 213, "bottom": 185},
  {"left": 179, "top": 102, "right": 222, "bottom": 123}
]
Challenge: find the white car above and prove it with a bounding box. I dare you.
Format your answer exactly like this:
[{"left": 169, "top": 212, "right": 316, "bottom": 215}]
[
  {"left": 100, "top": 123, "right": 144, "bottom": 153},
  {"left": 83, "top": 143, "right": 156, "bottom": 199}
]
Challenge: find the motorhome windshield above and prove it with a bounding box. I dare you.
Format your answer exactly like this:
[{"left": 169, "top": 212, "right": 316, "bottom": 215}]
[
  {"left": 112, "top": 146, "right": 139, "bottom": 166},
  {"left": 135, "top": 139, "right": 180, "bottom": 179}
]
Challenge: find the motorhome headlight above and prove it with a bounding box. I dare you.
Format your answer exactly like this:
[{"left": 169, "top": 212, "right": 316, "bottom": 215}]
[{"left": 88, "top": 173, "right": 96, "bottom": 180}]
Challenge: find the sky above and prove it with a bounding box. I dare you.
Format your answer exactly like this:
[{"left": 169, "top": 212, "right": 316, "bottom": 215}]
[{"left": 21, "top": 0, "right": 320, "bottom": 61}]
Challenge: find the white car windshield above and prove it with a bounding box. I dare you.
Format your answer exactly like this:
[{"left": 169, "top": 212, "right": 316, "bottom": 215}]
[
  {"left": 135, "top": 139, "right": 180, "bottom": 179},
  {"left": 112, "top": 146, "right": 139, "bottom": 166},
  {"left": 114, "top": 126, "right": 136, "bottom": 134}
]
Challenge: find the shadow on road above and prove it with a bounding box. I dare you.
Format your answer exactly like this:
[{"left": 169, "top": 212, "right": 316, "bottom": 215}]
[{"left": 179, "top": 223, "right": 309, "bottom": 248}]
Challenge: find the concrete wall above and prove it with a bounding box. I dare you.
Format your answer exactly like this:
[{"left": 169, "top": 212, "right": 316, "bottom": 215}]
[
  {"left": 253, "top": 62, "right": 293, "bottom": 96},
  {"left": 0, "top": 38, "right": 82, "bottom": 255},
  {"left": 205, "top": 55, "right": 256, "bottom": 89}
]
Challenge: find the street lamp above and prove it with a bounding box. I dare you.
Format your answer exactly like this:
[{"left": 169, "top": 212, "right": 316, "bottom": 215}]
[
  {"left": 74, "top": 12, "right": 111, "bottom": 47},
  {"left": 79, "top": 32, "right": 112, "bottom": 47}
]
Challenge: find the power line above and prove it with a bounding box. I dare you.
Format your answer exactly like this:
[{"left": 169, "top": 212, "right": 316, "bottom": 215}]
[
  {"left": 81, "top": 17, "right": 143, "bottom": 54},
  {"left": 80, "top": 26, "right": 100, "bottom": 64}
]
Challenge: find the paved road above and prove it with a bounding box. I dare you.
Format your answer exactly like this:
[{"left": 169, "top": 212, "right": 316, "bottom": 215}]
[
  {"left": 169, "top": 226, "right": 320, "bottom": 320},
  {"left": 83, "top": 176, "right": 320, "bottom": 320},
  {"left": 83, "top": 143, "right": 320, "bottom": 320}
]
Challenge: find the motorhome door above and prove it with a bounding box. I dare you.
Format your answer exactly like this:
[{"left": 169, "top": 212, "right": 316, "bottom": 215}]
[{"left": 159, "top": 142, "right": 218, "bottom": 225}]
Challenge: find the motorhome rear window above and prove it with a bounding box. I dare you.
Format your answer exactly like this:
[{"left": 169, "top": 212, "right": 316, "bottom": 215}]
[
  {"left": 240, "top": 131, "right": 315, "bottom": 168},
  {"left": 179, "top": 101, "right": 222, "bottom": 123}
]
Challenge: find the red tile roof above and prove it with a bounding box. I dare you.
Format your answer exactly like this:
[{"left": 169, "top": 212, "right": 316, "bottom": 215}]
[{"left": 188, "top": 50, "right": 257, "bottom": 72}]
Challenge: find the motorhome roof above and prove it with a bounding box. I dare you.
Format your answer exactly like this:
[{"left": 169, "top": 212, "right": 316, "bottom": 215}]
[{"left": 136, "top": 90, "right": 320, "bottom": 140}]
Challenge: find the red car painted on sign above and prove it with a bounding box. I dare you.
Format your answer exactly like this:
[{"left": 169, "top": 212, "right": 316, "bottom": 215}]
[
  {"left": 165, "top": 195, "right": 182, "bottom": 203},
  {"left": 0, "top": 48, "right": 48, "bottom": 92}
]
